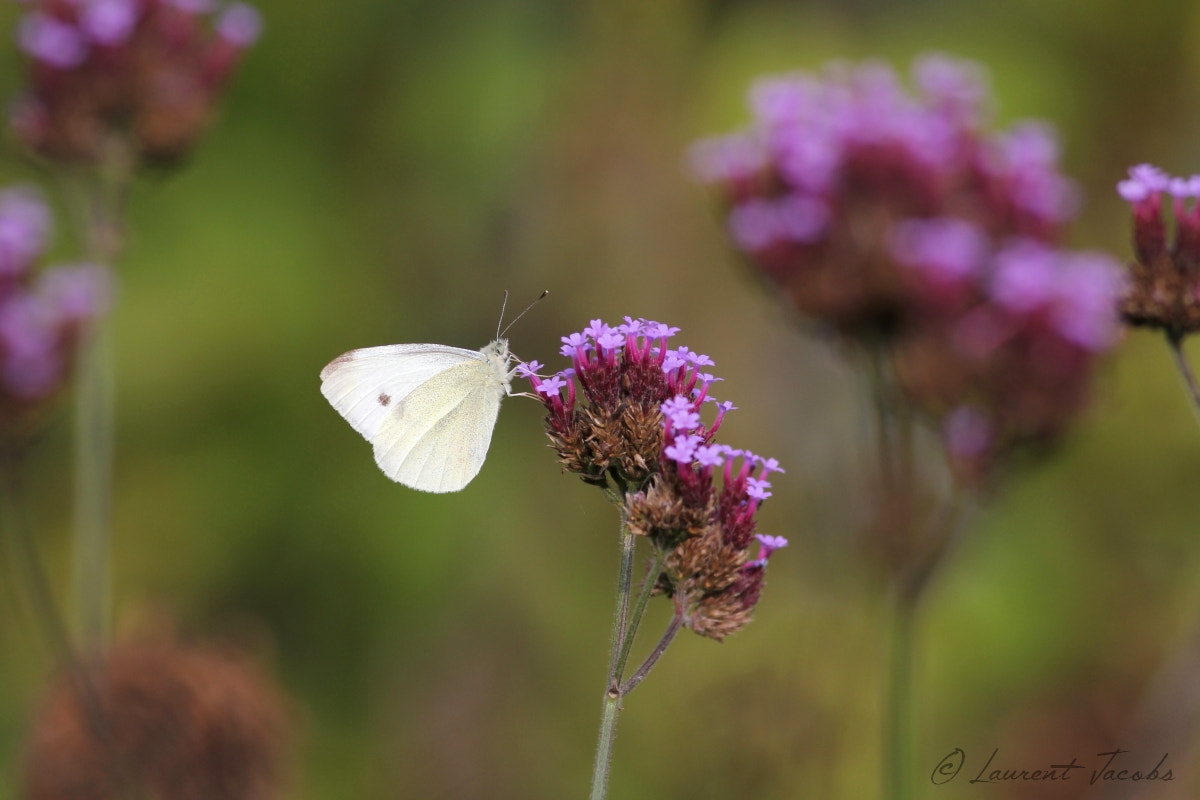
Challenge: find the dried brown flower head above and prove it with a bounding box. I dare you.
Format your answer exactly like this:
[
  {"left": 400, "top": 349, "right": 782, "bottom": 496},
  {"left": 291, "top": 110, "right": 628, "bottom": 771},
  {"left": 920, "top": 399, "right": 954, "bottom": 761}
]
[{"left": 22, "top": 636, "right": 289, "bottom": 800}]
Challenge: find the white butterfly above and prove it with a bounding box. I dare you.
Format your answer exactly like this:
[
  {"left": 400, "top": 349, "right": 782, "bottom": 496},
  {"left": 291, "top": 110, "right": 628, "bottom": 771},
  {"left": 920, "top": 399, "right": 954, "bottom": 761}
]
[
  {"left": 320, "top": 338, "right": 515, "bottom": 493},
  {"left": 320, "top": 293, "right": 546, "bottom": 493}
]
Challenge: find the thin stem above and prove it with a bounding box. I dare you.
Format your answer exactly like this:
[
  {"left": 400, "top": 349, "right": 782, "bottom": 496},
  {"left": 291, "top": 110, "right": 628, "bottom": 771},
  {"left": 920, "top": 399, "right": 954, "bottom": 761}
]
[
  {"left": 67, "top": 144, "right": 131, "bottom": 650},
  {"left": 620, "top": 611, "right": 682, "bottom": 696},
  {"left": 866, "top": 345, "right": 897, "bottom": 497},
  {"left": 866, "top": 340, "right": 922, "bottom": 800},
  {"left": 885, "top": 584, "right": 917, "bottom": 800},
  {"left": 72, "top": 322, "right": 114, "bottom": 649},
  {"left": 612, "top": 545, "right": 668, "bottom": 681},
  {"left": 0, "top": 458, "right": 110, "bottom": 744},
  {"left": 590, "top": 688, "right": 621, "bottom": 800},
  {"left": 591, "top": 519, "right": 637, "bottom": 800},
  {"left": 1166, "top": 332, "right": 1200, "bottom": 431},
  {"left": 1, "top": 458, "right": 81, "bottom": 673},
  {"left": 605, "top": 520, "right": 636, "bottom": 680}
]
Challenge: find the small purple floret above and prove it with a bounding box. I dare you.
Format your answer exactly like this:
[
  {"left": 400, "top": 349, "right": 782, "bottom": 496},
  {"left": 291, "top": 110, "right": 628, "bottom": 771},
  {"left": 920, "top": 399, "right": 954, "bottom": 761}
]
[
  {"left": 80, "top": 0, "right": 140, "bottom": 46},
  {"left": 664, "top": 433, "right": 701, "bottom": 465},
  {"left": 754, "top": 533, "right": 789, "bottom": 561},
  {"left": 892, "top": 218, "right": 987, "bottom": 284},
  {"left": 215, "top": 3, "right": 263, "bottom": 47},
  {"left": 989, "top": 239, "right": 1060, "bottom": 313},
  {"left": 515, "top": 360, "right": 542, "bottom": 378},
  {"left": 942, "top": 406, "right": 992, "bottom": 459},
  {"left": 0, "top": 187, "right": 51, "bottom": 282},
  {"left": 745, "top": 477, "right": 772, "bottom": 500},
  {"left": 693, "top": 445, "right": 725, "bottom": 467},
  {"left": 17, "top": 12, "right": 88, "bottom": 68},
  {"left": 536, "top": 375, "right": 566, "bottom": 396}
]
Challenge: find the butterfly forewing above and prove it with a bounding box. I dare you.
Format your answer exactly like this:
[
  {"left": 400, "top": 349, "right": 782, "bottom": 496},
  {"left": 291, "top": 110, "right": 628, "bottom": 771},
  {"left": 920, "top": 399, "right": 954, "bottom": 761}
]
[
  {"left": 372, "top": 360, "right": 504, "bottom": 492},
  {"left": 319, "top": 344, "right": 484, "bottom": 441}
]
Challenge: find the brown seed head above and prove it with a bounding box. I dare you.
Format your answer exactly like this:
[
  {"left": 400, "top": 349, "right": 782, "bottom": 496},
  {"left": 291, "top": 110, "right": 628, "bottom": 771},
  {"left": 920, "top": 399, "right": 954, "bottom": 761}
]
[{"left": 22, "top": 637, "right": 289, "bottom": 800}]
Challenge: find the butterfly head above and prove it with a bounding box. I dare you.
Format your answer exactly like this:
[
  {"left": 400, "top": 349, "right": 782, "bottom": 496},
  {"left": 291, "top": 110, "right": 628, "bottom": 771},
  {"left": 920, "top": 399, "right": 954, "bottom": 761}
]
[
  {"left": 480, "top": 338, "right": 515, "bottom": 393},
  {"left": 481, "top": 337, "right": 510, "bottom": 361}
]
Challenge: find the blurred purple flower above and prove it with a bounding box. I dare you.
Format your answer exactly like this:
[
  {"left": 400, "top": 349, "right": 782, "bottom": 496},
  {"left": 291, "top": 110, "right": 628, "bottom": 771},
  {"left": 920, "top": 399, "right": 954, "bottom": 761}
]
[
  {"left": 79, "top": 0, "right": 139, "bottom": 46},
  {"left": 17, "top": 12, "right": 88, "bottom": 68},
  {"left": 12, "top": 0, "right": 263, "bottom": 164},
  {"left": 0, "top": 187, "right": 52, "bottom": 285}
]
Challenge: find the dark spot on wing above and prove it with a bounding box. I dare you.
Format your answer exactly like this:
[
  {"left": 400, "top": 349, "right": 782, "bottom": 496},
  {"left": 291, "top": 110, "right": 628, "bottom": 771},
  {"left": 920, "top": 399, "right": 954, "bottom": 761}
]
[{"left": 378, "top": 393, "right": 391, "bottom": 407}]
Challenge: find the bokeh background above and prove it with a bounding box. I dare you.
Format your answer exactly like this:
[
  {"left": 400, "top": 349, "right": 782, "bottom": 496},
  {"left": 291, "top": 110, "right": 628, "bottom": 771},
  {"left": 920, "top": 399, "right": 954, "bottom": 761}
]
[{"left": 2, "top": 0, "right": 1200, "bottom": 797}]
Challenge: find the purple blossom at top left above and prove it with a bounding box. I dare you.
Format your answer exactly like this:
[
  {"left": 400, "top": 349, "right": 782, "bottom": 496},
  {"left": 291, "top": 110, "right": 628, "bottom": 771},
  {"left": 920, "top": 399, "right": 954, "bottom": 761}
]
[
  {"left": 0, "top": 185, "right": 111, "bottom": 443},
  {"left": 10, "top": 0, "right": 263, "bottom": 165}
]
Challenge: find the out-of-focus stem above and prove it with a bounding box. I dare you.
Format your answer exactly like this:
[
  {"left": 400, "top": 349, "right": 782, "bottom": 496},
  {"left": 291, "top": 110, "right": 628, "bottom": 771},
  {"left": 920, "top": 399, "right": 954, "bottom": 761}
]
[
  {"left": 2, "top": 457, "right": 78, "bottom": 673},
  {"left": 866, "top": 341, "right": 922, "bottom": 800},
  {"left": 0, "top": 457, "right": 110, "bottom": 742},
  {"left": 68, "top": 141, "right": 131, "bottom": 650},
  {"left": 867, "top": 345, "right": 898, "bottom": 497},
  {"left": 72, "top": 322, "right": 114, "bottom": 649},
  {"left": 885, "top": 583, "right": 916, "bottom": 800}
]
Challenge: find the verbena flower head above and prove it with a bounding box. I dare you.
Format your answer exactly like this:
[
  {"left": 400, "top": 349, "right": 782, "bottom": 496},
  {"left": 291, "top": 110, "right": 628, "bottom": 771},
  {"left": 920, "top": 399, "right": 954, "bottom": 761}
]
[
  {"left": 689, "top": 53, "right": 1078, "bottom": 339},
  {"left": 1117, "top": 163, "right": 1200, "bottom": 336},
  {"left": 0, "top": 185, "right": 110, "bottom": 444},
  {"left": 692, "top": 54, "right": 1121, "bottom": 484},
  {"left": 892, "top": 229, "right": 1121, "bottom": 482},
  {"left": 524, "top": 318, "right": 786, "bottom": 640},
  {"left": 10, "top": 0, "right": 262, "bottom": 165}
]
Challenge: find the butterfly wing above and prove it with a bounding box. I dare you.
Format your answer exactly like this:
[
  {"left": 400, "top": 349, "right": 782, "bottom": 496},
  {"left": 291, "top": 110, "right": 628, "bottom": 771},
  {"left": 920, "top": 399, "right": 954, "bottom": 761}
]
[
  {"left": 319, "top": 344, "right": 481, "bottom": 442},
  {"left": 371, "top": 359, "right": 505, "bottom": 493}
]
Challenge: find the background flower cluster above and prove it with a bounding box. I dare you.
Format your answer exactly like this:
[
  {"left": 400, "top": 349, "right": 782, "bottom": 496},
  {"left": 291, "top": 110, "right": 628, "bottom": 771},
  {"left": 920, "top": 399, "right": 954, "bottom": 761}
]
[
  {"left": 691, "top": 55, "right": 1123, "bottom": 482},
  {"left": 0, "top": 185, "right": 107, "bottom": 443}
]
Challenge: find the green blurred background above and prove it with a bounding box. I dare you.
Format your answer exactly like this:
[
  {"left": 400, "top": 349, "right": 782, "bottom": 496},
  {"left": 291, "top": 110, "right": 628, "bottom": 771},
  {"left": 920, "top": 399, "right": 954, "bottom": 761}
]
[{"left": 2, "top": 0, "right": 1200, "bottom": 797}]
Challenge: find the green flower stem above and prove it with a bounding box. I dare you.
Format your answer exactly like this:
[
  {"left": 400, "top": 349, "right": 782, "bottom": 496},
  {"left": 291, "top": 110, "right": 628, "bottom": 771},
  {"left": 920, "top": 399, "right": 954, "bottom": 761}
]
[
  {"left": 0, "top": 458, "right": 109, "bottom": 741},
  {"left": 71, "top": 322, "right": 114, "bottom": 649},
  {"left": 65, "top": 143, "right": 131, "bottom": 650},
  {"left": 867, "top": 342, "right": 922, "bottom": 800},
  {"left": 613, "top": 545, "right": 668, "bottom": 681},
  {"left": 620, "top": 611, "right": 681, "bottom": 696},
  {"left": 590, "top": 685, "right": 621, "bottom": 800},
  {"left": 867, "top": 345, "right": 898, "bottom": 496},
  {"left": 885, "top": 582, "right": 917, "bottom": 800},
  {"left": 1166, "top": 332, "right": 1200, "bottom": 430},
  {"left": 591, "top": 525, "right": 636, "bottom": 800},
  {"left": 591, "top": 520, "right": 678, "bottom": 800},
  {"left": 2, "top": 458, "right": 77, "bottom": 672},
  {"left": 605, "top": 521, "right": 636, "bottom": 679}
]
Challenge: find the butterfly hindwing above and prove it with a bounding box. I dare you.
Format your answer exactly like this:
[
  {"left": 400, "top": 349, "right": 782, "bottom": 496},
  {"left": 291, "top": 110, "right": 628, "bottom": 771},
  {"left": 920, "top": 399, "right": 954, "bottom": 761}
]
[{"left": 372, "top": 359, "right": 504, "bottom": 492}]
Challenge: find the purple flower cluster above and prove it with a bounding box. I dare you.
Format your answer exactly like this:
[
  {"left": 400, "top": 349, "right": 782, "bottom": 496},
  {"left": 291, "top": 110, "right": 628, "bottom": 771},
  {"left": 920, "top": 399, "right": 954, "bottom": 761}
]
[
  {"left": 1117, "top": 164, "right": 1200, "bottom": 336},
  {"left": 691, "top": 55, "right": 1122, "bottom": 483},
  {"left": 522, "top": 318, "right": 786, "bottom": 640},
  {"left": 11, "top": 0, "right": 262, "bottom": 164},
  {"left": 892, "top": 226, "right": 1120, "bottom": 480},
  {"left": 0, "top": 185, "right": 110, "bottom": 443}
]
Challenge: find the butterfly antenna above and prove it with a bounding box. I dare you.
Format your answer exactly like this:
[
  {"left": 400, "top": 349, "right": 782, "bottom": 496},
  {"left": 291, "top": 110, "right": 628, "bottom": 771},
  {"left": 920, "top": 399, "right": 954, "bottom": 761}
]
[
  {"left": 496, "top": 290, "right": 511, "bottom": 339},
  {"left": 499, "top": 290, "right": 549, "bottom": 338}
]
